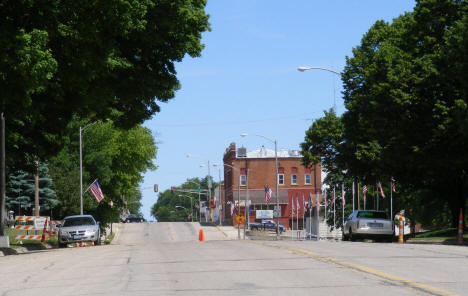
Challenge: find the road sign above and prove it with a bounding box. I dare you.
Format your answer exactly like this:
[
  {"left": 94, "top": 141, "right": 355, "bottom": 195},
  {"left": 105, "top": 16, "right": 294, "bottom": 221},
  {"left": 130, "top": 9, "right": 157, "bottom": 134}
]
[
  {"left": 235, "top": 215, "right": 245, "bottom": 224},
  {"left": 154, "top": 184, "right": 158, "bottom": 192}
]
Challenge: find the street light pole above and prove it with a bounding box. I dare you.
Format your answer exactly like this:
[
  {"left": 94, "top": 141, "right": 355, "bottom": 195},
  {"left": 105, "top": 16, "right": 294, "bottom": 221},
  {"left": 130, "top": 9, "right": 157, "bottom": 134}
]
[
  {"left": 79, "top": 121, "right": 100, "bottom": 215},
  {"left": 241, "top": 133, "right": 280, "bottom": 240},
  {"left": 214, "top": 163, "right": 242, "bottom": 239},
  {"left": 187, "top": 154, "right": 213, "bottom": 222},
  {"left": 297, "top": 66, "right": 341, "bottom": 111}
]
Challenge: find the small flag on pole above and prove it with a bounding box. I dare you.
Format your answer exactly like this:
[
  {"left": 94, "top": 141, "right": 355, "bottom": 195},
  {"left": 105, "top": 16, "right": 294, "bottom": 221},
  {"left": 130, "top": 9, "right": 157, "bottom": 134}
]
[
  {"left": 342, "top": 189, "right": 346, "bottom": 206},
  {"left": 89, "top": 180, "right": 104, "bottom": 202},
  {"left": 377, "top": 182, "right": 385, "bottom": 198},
  {"left": 391, "top": 177, "right": 396, "bottom": 192},
  {"left": 362, "top": 185, "right": 367, "bottom": 201},
  {"left": 265, "top": 185, "right": 272, "bottom": 204},
  {"left": 308, "top": 193, "right": 312, "bottom": 209}
]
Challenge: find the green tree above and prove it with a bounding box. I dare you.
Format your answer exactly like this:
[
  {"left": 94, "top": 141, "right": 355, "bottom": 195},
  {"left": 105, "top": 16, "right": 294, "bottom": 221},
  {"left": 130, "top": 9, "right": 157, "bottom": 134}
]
[
  {"left": 151, "top": 177, "right": 217, "bottom": 222},
  {"left": 49, "top": 119, "right": 157, "bottom": 225},
  {"left": 0, "top": 0, "right": 210, "bottom": 169},
  {"left": 6, "top": 163, "right": 57, "bottom": 216},
  {"left": 340, "top": 0, "right": 468, "bottom": 227}
]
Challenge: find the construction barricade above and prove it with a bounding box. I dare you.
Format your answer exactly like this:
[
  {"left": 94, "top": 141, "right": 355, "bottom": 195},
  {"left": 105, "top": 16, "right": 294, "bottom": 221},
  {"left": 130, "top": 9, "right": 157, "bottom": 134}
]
[{"left": 13, "top": 216, "right": 58, "bottom": 242}]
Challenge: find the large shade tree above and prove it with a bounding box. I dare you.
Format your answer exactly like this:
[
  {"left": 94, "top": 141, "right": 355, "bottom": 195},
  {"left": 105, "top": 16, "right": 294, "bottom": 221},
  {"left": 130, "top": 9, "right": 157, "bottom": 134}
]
[
  {"left": 0, "top": 0, "right": 210, "bottom": 169},
  {"left": 338, "top": 0, "right": 467, "bottom": 227}
]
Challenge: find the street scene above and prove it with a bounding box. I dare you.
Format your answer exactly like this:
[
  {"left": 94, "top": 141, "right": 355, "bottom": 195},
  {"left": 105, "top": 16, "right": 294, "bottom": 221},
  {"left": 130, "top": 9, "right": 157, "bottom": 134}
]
[
  {"left": 2, "top": 0, "right": 468, "bottom": 295},
  {"left": 1, "top": 222, "right": 468, "bottom": 296}
]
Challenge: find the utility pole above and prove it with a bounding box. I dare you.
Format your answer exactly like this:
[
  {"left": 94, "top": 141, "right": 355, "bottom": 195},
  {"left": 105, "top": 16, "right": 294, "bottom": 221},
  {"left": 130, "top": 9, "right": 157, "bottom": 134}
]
[
  {"left": 0, "top": 113, "right": 5, "bottom": 237},
  {"left": 34, "top": 159, "right": 39, "bottom": 216}
]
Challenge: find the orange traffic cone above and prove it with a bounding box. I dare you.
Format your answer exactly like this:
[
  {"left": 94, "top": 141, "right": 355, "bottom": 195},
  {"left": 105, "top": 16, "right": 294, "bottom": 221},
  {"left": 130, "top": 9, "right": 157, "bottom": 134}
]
[{"left": 199, "top": 229, "right": 205, "bottom": 242}]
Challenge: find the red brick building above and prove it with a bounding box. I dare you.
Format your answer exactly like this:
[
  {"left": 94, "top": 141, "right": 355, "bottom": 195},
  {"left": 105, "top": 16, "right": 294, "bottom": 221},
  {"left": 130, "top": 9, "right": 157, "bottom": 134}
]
[{"left": 223, "top": 143, "right": 322, "bottom": 228}]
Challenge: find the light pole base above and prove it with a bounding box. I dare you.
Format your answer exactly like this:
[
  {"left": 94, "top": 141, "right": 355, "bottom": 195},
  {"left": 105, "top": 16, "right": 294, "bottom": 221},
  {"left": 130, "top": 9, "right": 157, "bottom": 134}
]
[{"left": 0, "top": 235, "right": 10, "bottom": 247}]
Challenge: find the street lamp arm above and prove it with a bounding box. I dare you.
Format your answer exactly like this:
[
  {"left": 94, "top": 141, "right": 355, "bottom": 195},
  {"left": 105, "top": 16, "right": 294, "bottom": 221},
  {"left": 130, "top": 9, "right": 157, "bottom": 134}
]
[
  {"left": 241, "top": 133, "right": 274, "bottom": 144},
  {"left": 297, "top": 66, "right": 341, "bottom": 76}
]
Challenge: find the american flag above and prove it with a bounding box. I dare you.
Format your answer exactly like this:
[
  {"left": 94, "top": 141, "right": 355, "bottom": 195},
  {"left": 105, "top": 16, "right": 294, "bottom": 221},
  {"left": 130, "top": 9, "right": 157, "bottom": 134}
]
[
  {"left": 391, "top": 177, "right": 396, "bottom": 192},
  {"left": 302, "top": 194, "right": 305, "bottom": 215},
  {"left": 342, "top": 189, "right": 346, "bottom": 206},
  {"left": 362, "top": 185, "right": 367, "bottom": 201},
  {"left": 265, "top": 186, "right": 272, "bottom": 204},
  {"left": 296, "top": 195, "right": 300, "bottom": 211},
  {"left": 90, "top": 180, "right": 104, "bottom": 202},
  {"left": 377, "top": 182, "right": 385, "bottom": 198},
  {"left": 308, "top": 193, "right": 312, "bottom": 209}
]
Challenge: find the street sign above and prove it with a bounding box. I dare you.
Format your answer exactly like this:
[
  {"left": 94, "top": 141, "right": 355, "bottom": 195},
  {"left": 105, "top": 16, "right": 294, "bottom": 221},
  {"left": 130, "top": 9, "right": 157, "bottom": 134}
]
[
  {"left": 256, "top": 210, "right": 273, "bottom": 219},
  {"left": 154, "top": 184, "right": 158, "bottom": 192},
  {"left": 273, "top": 208, "right": 281, "bottom": 218},
  {"left": 235, "top": 215, "right": 245, "bottom": 223}
]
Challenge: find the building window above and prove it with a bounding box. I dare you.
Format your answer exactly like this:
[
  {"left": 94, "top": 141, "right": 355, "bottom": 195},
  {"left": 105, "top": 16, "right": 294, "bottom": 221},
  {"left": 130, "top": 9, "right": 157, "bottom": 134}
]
[
  {"left": 278, "top": 174, "right": 284, "bottom": 185},
  {"left": 240, "top": 174, "right": 246, "bottom": 186},
  {"left": 291, "top": 174, "right": 297, "bottom": 185},
  {"left": 305, "top": 174, "right": 311, "bottom": 184}
]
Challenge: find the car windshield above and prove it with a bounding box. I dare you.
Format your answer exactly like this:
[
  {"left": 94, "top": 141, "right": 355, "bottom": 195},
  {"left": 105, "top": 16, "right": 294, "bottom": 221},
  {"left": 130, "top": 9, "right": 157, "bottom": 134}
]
[
  {"left": 357, "top": 211, "right": 388, "bottom": 219},
  {"left": 62, "top": 217, "right": 95, "bottom": 227}
]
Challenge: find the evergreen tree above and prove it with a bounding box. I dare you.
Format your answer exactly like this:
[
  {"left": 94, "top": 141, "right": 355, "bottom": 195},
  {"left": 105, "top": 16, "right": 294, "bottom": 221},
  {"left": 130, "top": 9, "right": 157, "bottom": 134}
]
[{"left": 6, "top": 163, "right": 57, "bottom": 216}]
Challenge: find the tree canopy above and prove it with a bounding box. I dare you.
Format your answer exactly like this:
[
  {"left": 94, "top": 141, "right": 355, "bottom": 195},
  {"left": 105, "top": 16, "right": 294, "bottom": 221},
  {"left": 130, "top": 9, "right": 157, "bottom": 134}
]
[
  {"left": 0, "top": 0, "right": 210, "bottom": 168},
  {"left": 48, "top": 119, "right": 157, "bottom": 223},
  {"left": 302, "top": 0, "right": 468, "bottom": 227}
]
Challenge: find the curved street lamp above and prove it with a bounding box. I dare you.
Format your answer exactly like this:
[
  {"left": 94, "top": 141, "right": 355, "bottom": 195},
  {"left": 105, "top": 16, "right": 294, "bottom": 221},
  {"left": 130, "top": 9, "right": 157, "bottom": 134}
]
[
  {"left": 297, "top": 66, "right": 341, "bottom": 111},
  {"left": 240, "top": 133, "right": 280, "bottom": 240}
]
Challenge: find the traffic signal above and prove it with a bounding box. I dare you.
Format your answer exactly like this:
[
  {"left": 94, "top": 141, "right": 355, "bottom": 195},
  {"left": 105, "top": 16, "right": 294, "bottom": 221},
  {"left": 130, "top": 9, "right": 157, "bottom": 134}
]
[{"left": 154, "top": 184, "right": 158, "bottom": 192}]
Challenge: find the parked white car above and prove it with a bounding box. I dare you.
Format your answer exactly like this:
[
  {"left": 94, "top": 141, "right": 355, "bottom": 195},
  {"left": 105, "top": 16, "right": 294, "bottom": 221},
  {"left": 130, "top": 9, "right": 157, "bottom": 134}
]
[
  {"left": 57, "top": 215, "right": 101, "bottom": 248},
  {"left": 342, "top": 210, "right": 394, "bottom": 242}
]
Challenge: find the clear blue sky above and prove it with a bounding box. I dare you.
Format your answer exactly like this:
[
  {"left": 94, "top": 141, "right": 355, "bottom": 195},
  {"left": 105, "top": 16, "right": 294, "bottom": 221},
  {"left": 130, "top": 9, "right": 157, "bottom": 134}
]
[{"left": 140, "top": 1, "right": 416, "bottom": 220}]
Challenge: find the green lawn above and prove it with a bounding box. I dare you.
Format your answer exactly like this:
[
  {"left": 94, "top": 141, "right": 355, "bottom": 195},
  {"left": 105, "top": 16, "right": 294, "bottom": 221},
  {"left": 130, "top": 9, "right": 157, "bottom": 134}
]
[
  {"left": 5, "top": 227, "right": 57, "bottom": 249},
  {"left": 406, "top": 228, "right": 468, "bottom": 243}
]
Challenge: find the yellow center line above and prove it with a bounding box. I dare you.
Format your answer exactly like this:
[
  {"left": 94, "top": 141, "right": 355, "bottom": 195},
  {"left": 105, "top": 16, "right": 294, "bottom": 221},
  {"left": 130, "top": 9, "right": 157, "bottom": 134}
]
[{"left": 251, "top": 241, "right": 460, "bottom": 296}]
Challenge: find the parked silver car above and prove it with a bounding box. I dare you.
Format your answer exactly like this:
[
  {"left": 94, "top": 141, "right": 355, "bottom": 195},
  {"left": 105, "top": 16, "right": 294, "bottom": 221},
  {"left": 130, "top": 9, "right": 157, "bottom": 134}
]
[
  {"left": 342, "top": 210, "right": 394, "bottom": 242},
  {"left": 57, "top": 215, "right": 101, "bottom": 248}
]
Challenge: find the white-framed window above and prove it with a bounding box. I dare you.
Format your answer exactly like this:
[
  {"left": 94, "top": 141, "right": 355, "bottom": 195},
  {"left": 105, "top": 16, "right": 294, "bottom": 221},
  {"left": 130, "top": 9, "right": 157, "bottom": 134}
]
[
  {"left": 278, "top": 174, "right": 284, "bottom": 185},
  {"left": 240, "top": 174, "right": 246, "bottom": 186},
  {"left": 305, "top": 174, "right": 311, "bottom": 184},
  {"left": 291, "top": 174, "right": 297, "bottom": 185}
]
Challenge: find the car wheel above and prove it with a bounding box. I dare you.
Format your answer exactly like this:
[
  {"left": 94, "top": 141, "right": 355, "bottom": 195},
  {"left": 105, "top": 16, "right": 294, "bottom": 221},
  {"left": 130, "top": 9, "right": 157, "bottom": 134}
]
[
  {"left": 342, "top": 230, "right": 348, "bottom": 241},
  {"left": 95, "top": 232, "right": 101, "bottom": 245},
  {"left": 58, "top": 242, "right": 67, "bottom": 248},
  {"left": 349, "top": 228, "right": 355, "bottom": 241},
  {"left": 126, "top": 219, "right": 130, "bottom": 223}
]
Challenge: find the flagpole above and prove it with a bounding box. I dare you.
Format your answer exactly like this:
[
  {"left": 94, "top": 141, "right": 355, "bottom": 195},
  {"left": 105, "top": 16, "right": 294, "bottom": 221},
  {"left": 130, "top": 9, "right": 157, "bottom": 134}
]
[
  {"left": 390, "top": 179, "right": 393, "bottom": 221},
  {"left": 352, "top": 181, "right": 355, "bottom": 212},
  {"left": 291, "top": 197, "right": 293, "bottom": 241},
  {"left": 309, "top": 193, "right": 312, "bottom": 239},
  {"left": 302, "top": 195, "right": 305, "bottom": 233},
  {"left": 357, "top": 182, "right": 360, "bottom": 210},
  {"left": 296, "top": 196, "right": 298, "bottom": 238},
  {"left": 84, "top": 179, "right": 98, "bottom": 194},
  {"left": 376, "top": 184, "right": 379, "bottom": 210},
  {"left": 342, "top": 183, "right": 344, "bottom": 229},
  {"left": 364, "top": 185, "right": 366, "bottom": 210},
  {"left": 316, "top": 192, "right": 320, "bottom": 240},
  {"left": 333, "top": 186, "right": 336, "bottom": 236},
  {"left": 324, "top": 188, "right": 327, "bottom": 224}
]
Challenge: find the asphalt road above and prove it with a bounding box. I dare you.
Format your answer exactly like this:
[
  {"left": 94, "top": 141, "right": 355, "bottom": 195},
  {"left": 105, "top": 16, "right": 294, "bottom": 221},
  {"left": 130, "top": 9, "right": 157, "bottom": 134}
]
[{"left": 0, "top": 222, "right": 467, "bottom": 296}]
